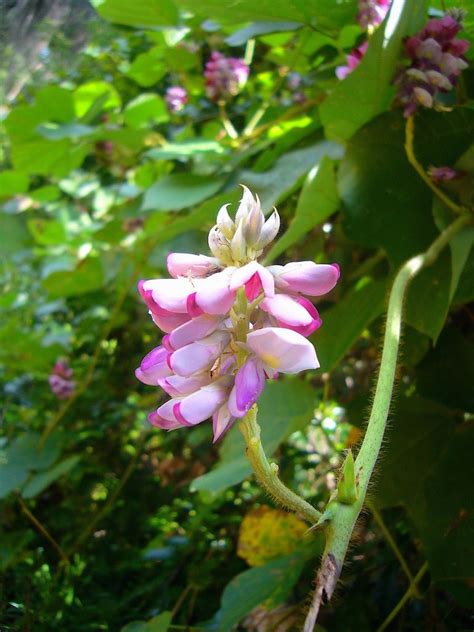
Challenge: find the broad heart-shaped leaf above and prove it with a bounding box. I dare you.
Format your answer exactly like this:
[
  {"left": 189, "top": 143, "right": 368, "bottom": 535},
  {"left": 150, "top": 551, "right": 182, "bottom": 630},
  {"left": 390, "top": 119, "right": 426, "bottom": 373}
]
[
  {"left": 10, "top": 139, "right": 89, "bottom": 177},
  {"left": 320, "top": 0, "right": 427, "bottom": 142},
  {"left": 142, "top": 174, "right": 224, "bottom": 212},
  {"left": 217, "top": 553, "right": 305, "bottom": 632},
  {"left": 416, "top": 327, "right": 474, "bottom": 413},
  {"left": 374, "top": 396, "right": 474, "bottom": 606},
  {"left": 173, "top": 0, "right": 356, "bottom": 32},
  {"left": 95, "top": 0, "right": 178, "bottom": 27},
  {"left": 404, "top": 250, "right": 451, "bottom": 341},
  {"left": 22, "top": 456, "right": 80, "bottom": 499},
  {"left": 191, "top": 379, "right": 316, "bottom": 494},
  {"left": 127, "top": 48, "right": 167, "bottom": 87},
  {"left": 265, "top": 156, "right": 339, "bottom": 263},
  {"left": 240, "top": 141, "right": 343, "bottom": 213},
  {"left": 339, "top": 109, "right": 474, "bottom": 266},
  {"left": 314, "top": 276, "right": 388, "bottom": 372}
]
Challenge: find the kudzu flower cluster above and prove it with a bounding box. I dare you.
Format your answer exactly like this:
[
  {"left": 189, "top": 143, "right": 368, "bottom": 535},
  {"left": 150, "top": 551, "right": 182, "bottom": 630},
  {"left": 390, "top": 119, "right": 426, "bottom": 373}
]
[
  {"left": 49, "top": 359, "right": 75, "bottom": 400},
  {"left": 395, "top": 15, "right": 469, "bottom": 116},
  {"left": 136, "top": 187, "right": 339, "bottom": 441},
  {"left": 336, "top": 41, "right": 369, "bottom": 80},
  {"left": 204, "top": 52, "right": 250, "bottom": 101}
]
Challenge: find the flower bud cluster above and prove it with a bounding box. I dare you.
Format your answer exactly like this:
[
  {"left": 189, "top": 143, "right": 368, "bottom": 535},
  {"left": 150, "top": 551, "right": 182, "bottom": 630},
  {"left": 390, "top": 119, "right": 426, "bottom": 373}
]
[
  {"left": 357, "top": 0, "right": 391, "bottom": 30},
  {"left": 336, "top": 41, "right": 369, "bottom": 80},
  {"left": 49, "top": 359, "right": 75, "bottom": 400},
  {"left": 165, "top": 86, "right": 188, "bottom": 113},
  {"left": 136, "top": 187, "right": 340, "bottom": 442},
  {"left": 395, "top": 15, "right": 469, "bottom": 116},
  {"left": 427, "top": 165, "right": 463, "bottom": 182},
  {"left": 204, "top": 52, "right": 250, "bottom": 102}
]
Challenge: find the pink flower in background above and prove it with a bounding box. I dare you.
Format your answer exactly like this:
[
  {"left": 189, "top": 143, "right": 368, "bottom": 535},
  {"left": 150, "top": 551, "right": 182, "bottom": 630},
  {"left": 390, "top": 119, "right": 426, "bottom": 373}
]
[
  {"left": 49, "top": 360, "right": 75, "bottom": 400},
  {"left": 395, "top": 15, "right": 469, "bottom": 116},
  {"left": 165, "top": 86, "right": 188, "bottom": 113},
  {"left": 136, "top": 187, "right": 340, "bottom": 441},
  {"left": 336, "top": 41, "right": 369, "bottom": 80},
  {"left": 357, "top": 0, "right": 391, "bottom": 30},
  {"left": 427, "top": 166, "right": 464, "bottom": 182},
  {"left": 204, "top": 52, "right": 249, "bottom": 101}
]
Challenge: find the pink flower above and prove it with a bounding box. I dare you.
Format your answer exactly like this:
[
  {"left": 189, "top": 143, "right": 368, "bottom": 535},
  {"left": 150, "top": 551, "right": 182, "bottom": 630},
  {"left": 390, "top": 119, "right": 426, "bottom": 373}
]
[
  {"left": 204, "top": 52, "right": 249, "bottom": 101},
  {"left": 165, "top": 86, "right": 188, "bottom": 113},
  {"left": 357, "top": 0, "right": 391, "bottom": 30},
  {"left": 136, "top": 186, "right": 340, "bottom": 441},
  {"left": 336, "top": 41, "right": 369, "bottom": 80},
  {"left": 427, "top": 166, "right": 463, "bottom": 182},
  {"left": 49, "top": 359, "right": 75, "bottom": 400}
]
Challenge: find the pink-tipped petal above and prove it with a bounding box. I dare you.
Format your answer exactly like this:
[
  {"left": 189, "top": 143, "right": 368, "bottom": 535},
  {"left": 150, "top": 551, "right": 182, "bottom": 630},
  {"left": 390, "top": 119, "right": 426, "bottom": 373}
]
[
  {"left": 167, "top": 253, "right": 219, "bottom": 278},
  {"left": 158, "top": 374, "right": 212, "bottom": 397},
  {"left": 212, "top": 403, "right": 235, "bottom": 442},
  {"left": 174, "top": 383, "right": 229, "bottom": 425},
  {"left": 138, "top": 280, "right": 190, "bottom": 332},
  {"left": 168, "top": 331, "right": 230, "bottom": 377},
  {"left": 135, "top": 346, "right": 172, "bottom": 385},
  {"left": 143, "top": 277, "right": 194, "bottom": 313},
  {"left": 246, "top": 327, "right": 319, "bottom": 374},
  {"left": 167, "top": 314, "right": 223, "bottom": 350},
  {"left": 186, "top": 292, "right": 205, "bottom": 317},
  {"left": 193, "top": 271, "right": 236, "bottom": 315},
  {"left": 261, "top": 294, "right": 321, "bottom": 337},
  {"left": 228, "top": 357, "right": 266, "bottom": 417},
  {"left": 148, "top": 411, "right": 182, "bottom": 430},
  {"left": 271, "top": 261, "right": 339, "bottom": 296},
  {"left": 230, "top": 262, "right": 275, "bottom": 297}
]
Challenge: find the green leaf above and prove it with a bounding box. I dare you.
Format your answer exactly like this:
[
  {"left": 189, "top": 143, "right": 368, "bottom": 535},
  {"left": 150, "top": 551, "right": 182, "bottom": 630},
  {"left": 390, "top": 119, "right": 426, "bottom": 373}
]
[
  {"left": 142, "top": 174, "right": 224, "bottom": 212},
  {"left": 320, "top": 0, "right": 427, "bottom": 141},
  {"left": 127, "top": 49, "right": 167, "bottom": 87},
  {"left": 266, "top": 156, "right": 339, "bottom": 262},
  {"left": 37, "top": 123, "right": 95, "bottom": 140},
  {"left": 35, "top": 86, "right": 75, "bottom": 123},
  {"left": 240, "top": 141, "right": 343, "bottom": 213},
  {"left": 192, "top": 379, "right": 316, "bottom": 494},
  {"left": 10, "top": 139, "right": 89, "bottom": 177},
  {"left": 225, "top": 21, "right": 301, "bottom": 46},
  {"left": 0, "top": 213, "right": 32, "bottom": 257},
  {"left": 120, "top": 611, "right": 172, "bottom": 632},
  {"left": 28, "top": 218, "right": 67, "bottom": 246},
  {"left": 404, "top": 250, "right": 451, "bottom": 341},
  {"left": 375, "top": 396, "right": 474, "bottom": 606},
  {"left": 315, "top": 277, "right": 388, "bottom": 372},
  {"left": 22, "top": 456, "right": 80, "bottom": 499},
  {"left": 74, "top": 81, "right": 121, "bottom": 119},
  {"left": 218, "top": 554, "right": 305, "bottom": 631},
  {"left": 95, "top": 0, "right": 178, "bottom": 27},
  {"left": 173, "top": 0, "right": 357, "bottom": 32},
  {"left": 416, "top": 327, "right": 474, "bottom": 413},
  {"left": 147, "top": 140, "right": 225, "bottom": 161},
  {"left": 42, "top": 257, "right": 104, "bottom": 298},
  {"left": 0, "top": 171, "right": 29, "bottom": 198},
  {"left": 123, "top": 94, "right": 169, "bottom": 128}
]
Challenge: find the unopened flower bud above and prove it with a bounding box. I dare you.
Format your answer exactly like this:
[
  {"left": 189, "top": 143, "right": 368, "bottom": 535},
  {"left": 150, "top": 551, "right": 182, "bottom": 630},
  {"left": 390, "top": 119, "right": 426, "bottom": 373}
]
[
  {"left": 254, "top": 210, "right": 280, "bottom": 250},
  {"left": 235, "top": 185, "right": 256, "bottom": 223},
  {"left": 216, "top": 204, "right": 236, "bottom": 239},
  {"left": 230, "top": 220, "right": 247, "bottom": 263},
  {"left": 243, "top": 199, "right": 264, "bottom": 247},
  {"left": 208, "top": 226, "right": 233, "bottom": 264}
]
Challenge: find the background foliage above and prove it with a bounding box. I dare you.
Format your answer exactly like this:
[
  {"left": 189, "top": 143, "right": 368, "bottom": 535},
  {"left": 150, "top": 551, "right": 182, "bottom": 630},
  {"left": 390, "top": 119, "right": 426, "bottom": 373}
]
[{"left": 1, "top": 0, "right": 473, "bottom": 630}]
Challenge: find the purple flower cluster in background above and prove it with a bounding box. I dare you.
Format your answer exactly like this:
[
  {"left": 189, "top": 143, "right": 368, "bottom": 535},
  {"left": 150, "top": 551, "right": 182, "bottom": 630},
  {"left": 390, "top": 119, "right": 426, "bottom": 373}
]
[
  {"left": 165, "top": 86, "right": 188, "bottom": 113},
  {"left": 204, "top": 52, "right": 249, "bottom": 101},
  {"left": 395, "top": 15, "right": 469, "bottom": 116},
  {"left": 357, "top": 0, "right": 391, "bottom": 30},
  {"left": 49, "top": 360, "right": 75, "bottom": 400},
  {"left": 336, "top": 41, "right": 368, "bottom": 80},
  {"left": 428, "top": 165, "right": 463, "bottom": 182},
  {"left": 135, "top": 188, "right": 339, "bottom": 441}
]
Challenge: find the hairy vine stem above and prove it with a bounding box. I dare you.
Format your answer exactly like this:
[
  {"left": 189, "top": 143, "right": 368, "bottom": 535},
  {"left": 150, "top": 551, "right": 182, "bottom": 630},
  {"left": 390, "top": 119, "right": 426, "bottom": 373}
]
[
  {"left": 239, "top": 406, "right": 322, "bottom": 524},
  {"left": 303, "top": 211, "right": 472, "bottom": 631}
]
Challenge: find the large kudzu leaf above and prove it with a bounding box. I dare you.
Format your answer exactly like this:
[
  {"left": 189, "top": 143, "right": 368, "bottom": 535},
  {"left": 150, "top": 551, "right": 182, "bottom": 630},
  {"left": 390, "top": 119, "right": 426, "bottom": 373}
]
[
  {"left": 241, "top": 141, "right": 343, "bottom": 213},
  {"left": 42, "top": 257, "right": 104, "bottom": 298},
  {"left": 127, "top": 48, "right": 167, "bottom": 87},
  {"left": 375, "top": 396, "right": 474, "bottom": 606},
  {"left": 0, "top": 171, "right": 29, "bottom": 198},
  {"left": 217, "top": 553, "right": 305, "bottom": 632},
  {"left": 314, "top": 277, "right": 388, "bottom": 372},
  {"left": 320, "top": 0, "right": 427, "bottom": 142},
  {"left": 265, "top": 156, "right": 339, "bottom": 262},
  {"left": 192, "top": 379, "right": 316, "bottom": 494},
  {"left": 142, "top": 174, "right": 224, "bottom": 212},
  {"left": 96, "top": 0, "right": 178, "bottom": 27}
]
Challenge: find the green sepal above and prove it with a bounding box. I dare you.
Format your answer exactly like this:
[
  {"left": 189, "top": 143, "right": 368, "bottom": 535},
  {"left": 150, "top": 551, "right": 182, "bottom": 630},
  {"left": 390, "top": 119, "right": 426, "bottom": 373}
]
[{"left": 337, "top": 450, "right": 358, "bottom": 505}]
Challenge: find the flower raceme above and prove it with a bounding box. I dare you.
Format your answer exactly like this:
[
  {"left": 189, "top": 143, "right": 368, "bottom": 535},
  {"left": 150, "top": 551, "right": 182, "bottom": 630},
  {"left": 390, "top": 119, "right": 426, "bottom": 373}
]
[{"left": 136, "top": 187, "right": 340, "bottom": 441}]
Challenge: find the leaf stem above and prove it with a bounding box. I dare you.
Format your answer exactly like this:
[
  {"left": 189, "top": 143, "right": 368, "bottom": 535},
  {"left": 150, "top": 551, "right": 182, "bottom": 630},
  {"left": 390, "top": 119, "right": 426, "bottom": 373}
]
[
  {"left": 18, "top": 496, "right": 69, "bottom": 564},
  {"left": 303, "top": 212, "right": 472, "bottom": 628},
  {"left": 218, "top": 101, "right": 238, "bottom": 140},
  {"left": 239, "top": 405, "right": 321, "bottom": 524},
  {"left": 405, "top": 116, "right": 463, "bottom": 215},
  {"left": 376, "top": 562, "right": 429, "bottom": 632}
]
